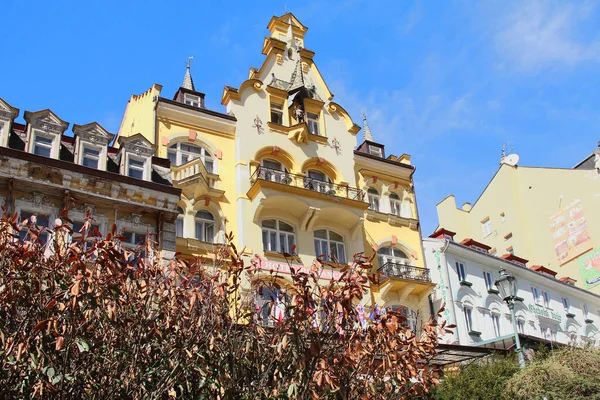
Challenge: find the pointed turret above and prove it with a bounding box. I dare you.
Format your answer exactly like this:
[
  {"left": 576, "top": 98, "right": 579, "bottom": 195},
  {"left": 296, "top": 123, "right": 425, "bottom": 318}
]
[
  {"left": 362, "top": 111, "right": 374, "bottom": 142},
  {"left": 182, "top": 56, "right": 195, "bottom": 91}
]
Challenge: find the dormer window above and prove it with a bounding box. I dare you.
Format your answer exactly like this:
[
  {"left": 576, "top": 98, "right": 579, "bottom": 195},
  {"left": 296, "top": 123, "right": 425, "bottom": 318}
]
[
  {"left": 82, "top": 146, "right": 101, "bottom": 169},
  {"left": 368, "top": 145, "right": 383, "bottom": 157},
  {"left": 184, "top": 93, "right": 201, "bottom": 108},
  {"left": 32, "top": 132, "right": 54, "bottom": 157},
  {"left": 127, "top": 157, "right": 145, "bottom": 179}
]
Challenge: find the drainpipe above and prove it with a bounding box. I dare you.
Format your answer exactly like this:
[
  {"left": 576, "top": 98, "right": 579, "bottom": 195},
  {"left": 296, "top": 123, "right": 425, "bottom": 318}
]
[{"left": 440, "top": 239, "right": 462, "bottom": 344}]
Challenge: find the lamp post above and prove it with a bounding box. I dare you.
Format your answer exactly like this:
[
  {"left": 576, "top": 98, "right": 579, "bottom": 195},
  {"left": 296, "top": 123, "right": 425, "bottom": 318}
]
[{"left": 495, "top": 269, "right": 526, "bottom": 369}]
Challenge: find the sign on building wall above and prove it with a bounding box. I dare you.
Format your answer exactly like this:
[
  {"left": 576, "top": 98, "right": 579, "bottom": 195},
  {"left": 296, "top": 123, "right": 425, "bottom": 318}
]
[
  {"left": 549, "top": 199, "right": 593, "bottom": 266},
  {"left": 577, "top": 248, "right": 600, "bottom": 290}
]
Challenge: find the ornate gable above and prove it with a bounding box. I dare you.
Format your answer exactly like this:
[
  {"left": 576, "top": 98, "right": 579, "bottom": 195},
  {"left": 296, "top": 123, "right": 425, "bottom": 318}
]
[
  {"left": 0, "top": 97, "right": 19, "bottom": 121},
  {"left": 24, "top": 109, "right": 69, "bottom": 134},
  {"left": 118, "top": 133, "right": 156, "bottom": 158},
  {"left": 73, "top": 122, "right": 115, "bottom": 146}
]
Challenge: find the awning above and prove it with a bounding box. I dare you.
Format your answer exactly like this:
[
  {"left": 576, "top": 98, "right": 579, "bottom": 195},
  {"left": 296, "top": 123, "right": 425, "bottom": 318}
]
[{"left": 430, "top": 343, "right": 506, "bottom": 366}]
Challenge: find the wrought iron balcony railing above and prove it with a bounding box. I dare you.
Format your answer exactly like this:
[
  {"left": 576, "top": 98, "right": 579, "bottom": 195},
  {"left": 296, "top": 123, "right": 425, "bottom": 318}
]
[
  {"left": 379, "top": 262, "right": 431, "bottom": 283},
  {"left": 250, "top": 166, "right": 364, "bottom": 202}
]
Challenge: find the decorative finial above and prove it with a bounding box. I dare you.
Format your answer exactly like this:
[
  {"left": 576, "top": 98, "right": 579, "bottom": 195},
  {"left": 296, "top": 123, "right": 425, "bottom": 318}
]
[
  {"left": 182, "top": 56, "right": 195, "bottom": 91},
  {"left": 362, "top": 110, "right": 374, "bottom": 142}
]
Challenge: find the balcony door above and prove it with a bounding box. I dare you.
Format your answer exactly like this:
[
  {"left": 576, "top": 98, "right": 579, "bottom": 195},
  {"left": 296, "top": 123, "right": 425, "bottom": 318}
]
[
  {"left": 261, "top": 159, "right": 288, "bottom": 183},
  {"left": 377, "top": 247, "right": 410, "bottom": 276},
  {"left": 305, "top": 170, "right": 332, "bottom": 194}
]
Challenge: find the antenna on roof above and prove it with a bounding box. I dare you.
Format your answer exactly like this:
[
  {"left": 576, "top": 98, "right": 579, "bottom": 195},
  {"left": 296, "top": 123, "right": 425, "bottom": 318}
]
[{"left": 500, "top": 142, "right": 519, "bottom": 166}]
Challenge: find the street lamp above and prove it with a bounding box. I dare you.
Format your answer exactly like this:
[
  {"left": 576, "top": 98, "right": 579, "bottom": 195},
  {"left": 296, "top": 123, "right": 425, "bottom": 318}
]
[{"left": 495, "top": 269, "right": 526, "bottom": 369}]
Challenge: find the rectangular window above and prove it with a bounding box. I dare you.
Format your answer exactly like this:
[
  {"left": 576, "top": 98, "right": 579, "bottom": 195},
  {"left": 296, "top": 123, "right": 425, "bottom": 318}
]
[
  {"left": 270, "top": 102, "right": 284, "bottom": 125},
  {"left": 517, "top": 318, "right": 525, "bottom": 334},
  {"left": 463, "top": 307, "right": 473, "bottom": 332},
  {"left": 19, "top": 211, "right": 50, "bottom": 244},
  {"left": 33, "top": 133, "right": 53, "bottom": 157},
  {"left": 456, "top": 262, "right": 466, "bottom": 282},
  {"left": 483, "top": 271, "right": 494, "bottom": 290},
  {"left": 121, "top": 231, "right": 146, "bottom": 247},
  {"left": 562, "top": 297, "right": 570, "bottom": 311},
  {"left": 127, "top": 158, "right": 145, "bottom": 179},
  {"left": 583, "top": 303, "right": 589, "bottom": 318},
  {"left": 307, "top": 112, "right": 320, "bottom": 135},
  {"left": 542, "top": 290, "right": 550, "bottom": 308},
  {"left": 492, "top": 314, "right": 501, "bottom": 337},
  {"left": 184, "top": 93, "right": 200, "bottom": 107},
  {"left": 531, "top": 287, "right": 540, "bottom": 305},
  {"left": 176, "top": 216, "right": 184, "bottom": 237},
  {"left": 481, "top": 218, "right": 492, "bottom": 237},
  {"left": 82, "top": 146, "right": 101, "bottom": 169},
  {"left": 368, "top": 145, "right": 383, "bottom": 157}
]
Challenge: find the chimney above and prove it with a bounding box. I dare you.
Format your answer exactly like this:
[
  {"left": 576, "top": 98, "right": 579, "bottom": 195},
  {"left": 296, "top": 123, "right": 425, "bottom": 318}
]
[{"left": 462, "top": 202, "right": 472, "bottom": 211}]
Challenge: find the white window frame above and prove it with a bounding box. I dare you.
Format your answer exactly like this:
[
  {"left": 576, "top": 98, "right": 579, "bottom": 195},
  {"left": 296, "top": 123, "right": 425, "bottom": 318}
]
[
  {"left": 195, "top": 210, "right": 215, "bottom": 243},
  {"left": 456, "top": 262, "right": 467, "bottom": 282},
  {"left": 583, "top": 303, "right": 590, "bottom": 318},
  {"left": 389, "top": 193, "right": 401, "bottom": 216},
  {"left": 531, "top": 286, "right": 541, "bottom": 305},
  {"left": 463, "top": 304, "right": 475, "bottom": 332},
  {"left": 305, "top": 170, "right": 332, "bottom": 193},
  {"left": 367, "top": 188, "right": 380, "bottom": 212},
  {"left": 32, "top": 130, "right": 56, "bottom": 158},
  {"left": 483, "top": 271, "right": 494, "bottom": 290},
  {"left": 368, "top": 145, "right": 383, "bottom": 157},
  {"left": 260, "top": 159, "right": 288, "bottom": 183},
  {"left": 184, "top": 93, "right": 201, "bottom": 107},
  {"left": 167, "top": 142, "right": 215, "bottom": 173},
  {"left": 314, "top": 229, "right": 346, "bottom": 264},
  {"left": 481, "top": 218, "right": 492, "bottom": 237},
  {"left": 491, "top": 311, "right": 501, "bottom": 337},
  {"left": 541, "top": 290, "right": 550, "bottom": 308},
  {"left": 261, "top": 219, "right": 296, "bottom": 254},
  {"left": 80, "top": 143, "right": 103, "bottom": 170},
  {"left": 18, "top": 210, "right": 52, "bottom": 245},
  {"left": 270, "top": 101, "right": 284, "bottom": 125},
  {"left": 306, "top": 112, "right": 320, "bottom": 135},
  {"left": 517, "top": 317, "right": 525, "bottom": 334},
  {"left": 562, "top": 297, "right": 570, "bottom": 311},
  {"left": 126, "top": 155, "right": 147, "bottom": 180},
  {"left": 377, "top": 246, "right": 410, "bottom": 267}
]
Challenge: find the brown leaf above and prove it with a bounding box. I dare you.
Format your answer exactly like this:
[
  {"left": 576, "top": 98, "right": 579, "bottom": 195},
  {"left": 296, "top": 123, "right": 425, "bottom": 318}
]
[{"left": 56, "top": 336, "right": 64, "bottom": 350}]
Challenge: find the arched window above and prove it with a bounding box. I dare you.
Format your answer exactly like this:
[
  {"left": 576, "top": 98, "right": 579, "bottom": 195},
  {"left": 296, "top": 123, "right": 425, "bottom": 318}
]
[
  {"left": 260, "top": 159, "right": 290, "bottom": 184},
  {"left": 262, "top": 219, "right": 296, "bottom": 254},
  {"left": 377, "top": 246, "right": 409, "bottom": 267},
  {"left": 491, "top": 308, "right": 502, "bottom": 337},
  {"left": 167, "top": 142, "right": 214, "bottom": 173},
  {"left": 389, "top": 305, "right": 418, "bottom": 331},
  {"left": 305, "top": 170, "right": 333, "bottom": 194},
  {"left": 195, "top": 211, "right": 215, "bottom": 242},
  {"left": 314, "top": 229, "right": 346, "bottom": 264},
  {"left": 176, "top": 207, "right": 184, "bottom": 237},
  {"left": 255, "top": 284, "right": 290, "bottom": 327},
  {"left": 367, "top": 188, "right": 380, "bottom": 211},
  {"left": 390, "top": 193, "right": 401, "bottom": 216}
]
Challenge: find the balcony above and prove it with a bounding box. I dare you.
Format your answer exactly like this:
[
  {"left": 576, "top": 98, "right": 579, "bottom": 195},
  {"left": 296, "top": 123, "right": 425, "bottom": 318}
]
[
  {"left": 170, "top": 158, "right": 223, "bottom": 199},
  {"left": 379, "top": 262, "right": 431, "bottom": 283},
  {"left": 248, "top": 166, "right": 366, "bottom": 205}
]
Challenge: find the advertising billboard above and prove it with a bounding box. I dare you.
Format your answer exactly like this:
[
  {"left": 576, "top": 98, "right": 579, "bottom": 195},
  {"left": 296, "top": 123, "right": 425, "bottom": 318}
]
[
  {"left": 578, "top": 248, "right": 600, "bottom": 290},
  {"left": 549, "top": 199, "right": 593, "bottom": 266}
]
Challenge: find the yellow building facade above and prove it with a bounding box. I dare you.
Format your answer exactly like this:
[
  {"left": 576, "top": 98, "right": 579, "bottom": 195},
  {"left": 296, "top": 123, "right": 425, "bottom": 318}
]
[
  {"left": 116, "top": 13, "right": 431, "bottom": 327},
  {"left": 437, "top": 152, "right": 600, "bottom": 295}
]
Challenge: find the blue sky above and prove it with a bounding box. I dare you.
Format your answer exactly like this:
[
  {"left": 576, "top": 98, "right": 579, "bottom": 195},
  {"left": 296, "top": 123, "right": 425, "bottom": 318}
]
[{"left": 2, "top": 0, "right": 599, "bottom": 235}]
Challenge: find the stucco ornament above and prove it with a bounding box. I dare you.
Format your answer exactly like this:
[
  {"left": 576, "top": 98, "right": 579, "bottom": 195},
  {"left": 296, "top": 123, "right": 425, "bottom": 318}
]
[
  {"left": 329, "top": 137, "right": 341, "bottom": 155},
  {"left": 252, "top": 115, "right": 264, "bottom": 134}
]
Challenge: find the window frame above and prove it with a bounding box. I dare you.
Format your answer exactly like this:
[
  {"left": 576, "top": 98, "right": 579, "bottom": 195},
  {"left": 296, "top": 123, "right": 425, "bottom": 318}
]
[
  {"left": 531, "top": 286, "right": 541, "bottom": 306},
  {"left": 306, "top": 112, "right": 320, "bottom": 136},
  {"left": 167, "top": 142, "right": 215, "bottom": 173},
  {"left": 367, "top": 187, "right": 380, "bottom": 212},
  {"left": 368, "top": 145, "right": 383, "bottom": 157},
  {"left": 541, "top": 290, "right": 550, "bottom": 308},
  {"left": 389, "top": 192, "right": 401, "bottom": 216},
  {"left": 262, "top": 219, "right": 296, "bottom": 254},
  {"left": 175, "top": 207, "right": 184, "bottom": 237},
  {"left": 491, "top": 311, "right": 501, "bottom": 337},
  {"left": 184, "top": 93, "right": 201, "bottom": 107},
  {"left": 18, "top": 210, "right": 51, "bottom": 245},
  {"left": 456, "top": 262, "right": 467, "bottom": 282},
  {"left": 562, "top": 297, "right": 570, "bottom": 311},
  {"left": 483, "top": 271, "right": 494, "bottom": 290},
  {"left": 127, "top": 155, "right": 146, "bottom": 180},
  {"left": 463, "top": 304, "right": 475, "bottom": 332},
  {"left": 270, "top": 101, "right": 284, "bottom": 125},
  {"left": 32, "top": 130, "right": 55, "bottom": 158},
  {"left": 194, "top": 210, "right": 215, "bottom": 243},
  {"left": 481, "top": 217, "right": 492, "bottom": 237},
  {"left": 81, "top": 144, "right": 102, "bottom": 169},
  {"left": 377, "top": 246, "right": 410, "bottom": 267},
  {"left": 314, "top": 229, "right": 346, "bottom": 264}
]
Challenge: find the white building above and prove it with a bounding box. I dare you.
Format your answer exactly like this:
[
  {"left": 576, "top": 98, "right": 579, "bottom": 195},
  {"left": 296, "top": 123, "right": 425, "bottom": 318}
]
[{"left": 424, "top": 229, "right": 600, "bottom": 349}]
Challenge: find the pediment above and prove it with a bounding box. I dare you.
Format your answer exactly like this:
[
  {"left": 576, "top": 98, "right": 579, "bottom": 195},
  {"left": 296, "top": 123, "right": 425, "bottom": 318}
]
[
  {"left": 118, "top": 133, "right": 156, "bottom": 157},
  {"left": 0, "top": 97, "right": 19, "bottom": 120},
  {"left": 73, "top": 122, "right": 115, "bottom": 146},
  {"left": 24, "top": 109, "right": 69, "bottom": 134}
]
